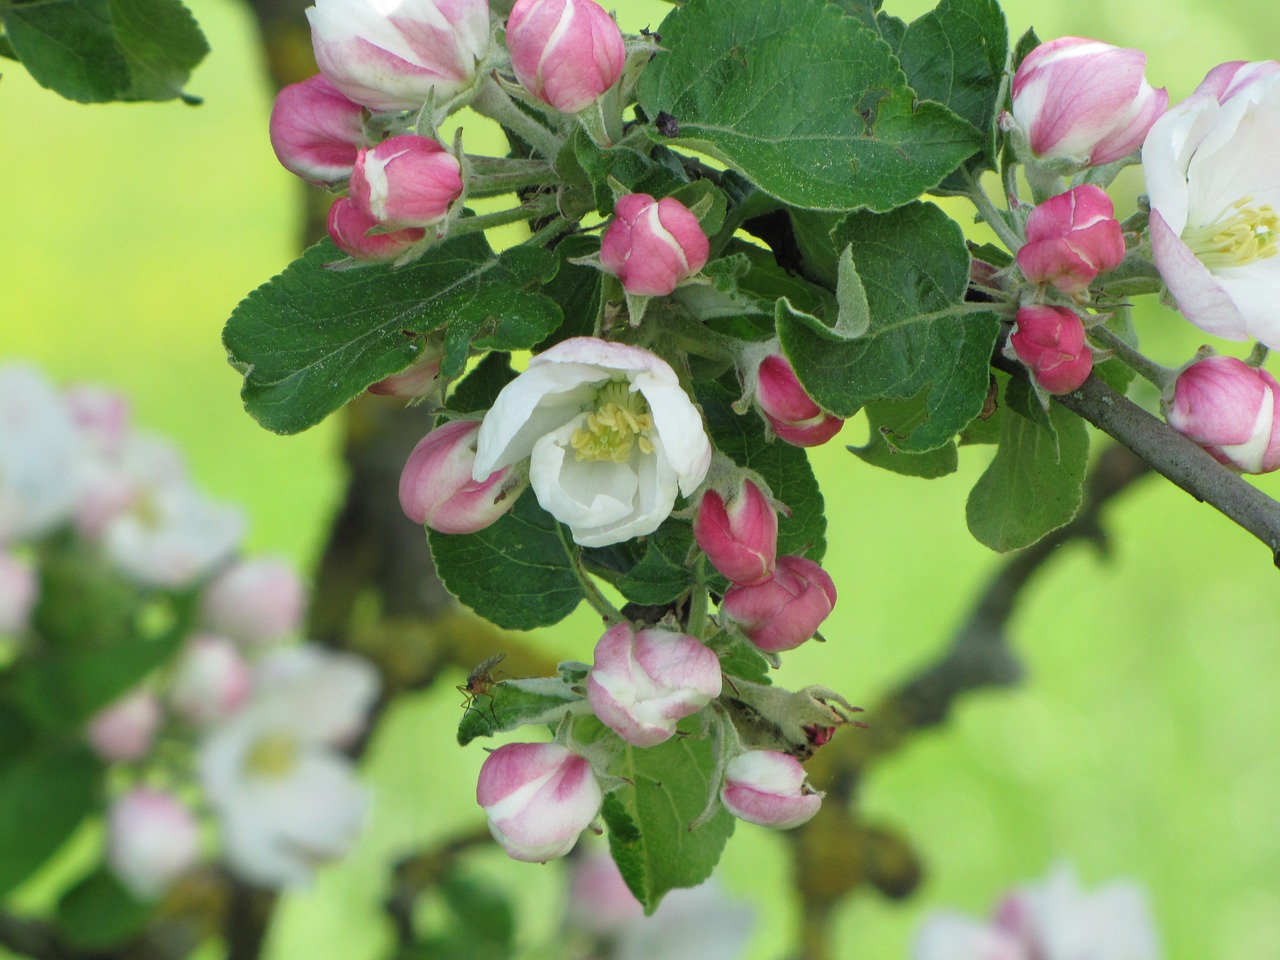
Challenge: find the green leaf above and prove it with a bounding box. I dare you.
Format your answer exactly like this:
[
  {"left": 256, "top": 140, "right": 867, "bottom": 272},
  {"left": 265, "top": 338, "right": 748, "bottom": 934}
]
[
  {"left": 965, "top": 380, "right": 1089, "bottom": 551},
  {"left": 637, "top": 0, "right": 981, "bottom": 211},
  {"left": 446, "top": 351, "right": 516, "bottom": 414},
  {"left": 223, "top": 236, "right": 561, "bottom": 435},
  {"left": 583, "top": 519, "right": 696, "bottom": 607},
  {"left": 603, "top": 728, "right": 735, "bottom": 913},
  {"left": 699, "top": 384, "right": 826, "bottom": 560},
  {"left": 777, "top": 202, "right": 1000, "bottom": 452},
  {"left": 429, "top": 488, "right": 583, "bottom": 630},
  {"left": 850, "top": 393, "right": 959, "bottom": 478},
  {"left": 456, "top": 675, "right": 584, "bottom": 746},
  {"left": 538, "top": 235, "right": 602, "bottom": 347},
  {"left": 0, "top": 742, "right": 100, "bottom": 896},
  {"left": 897, "top": 0, "right": 1007, "bottom": 181},
  {"left": 0, "top": 32, "right": 20, "bottom": 59},
  {"left": 33, "top": 535, "right": 141, "bottom": 650},
  {"left": 56, "top": 867, "right": 151, "bottom": 949},
  {"left": 0, "top": 0, "right": 205, "bottom": 103}
]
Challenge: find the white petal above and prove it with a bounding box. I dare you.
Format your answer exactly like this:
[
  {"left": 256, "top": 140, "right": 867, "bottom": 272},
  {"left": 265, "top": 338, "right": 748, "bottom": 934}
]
[
  {"left": 1150, "top": 211, "right": 1248, "bottom": 341},
  {"left": 635, "top": 375, "right": 711, "bottom": 495},
  {"left": 529, "top": 418, "right": 639, "bottom": 530},
  {"left": 473, "top": 363, "right": 602, "bottom": 476},
  {"left": 532, "top": 337, "right": 676, "bottom": 378}
]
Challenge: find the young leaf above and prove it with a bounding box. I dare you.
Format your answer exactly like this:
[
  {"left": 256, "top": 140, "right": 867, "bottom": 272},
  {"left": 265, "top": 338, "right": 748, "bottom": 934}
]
[
  {"left": 851, "top": 393, "right": 960, "bottom": 478},
  {"left": 223, "top": 236, "right": 560, "bottom": 435},
  {"left": 429, "top": 488, "right": 583, "bottom": 630},
  {"left": 604, "top": 727, "right": 735, "bottom": 913},
  {"left": 777, "top": 202, "right": 1001, "bottom": 452},
  {"left": 456, "top": 676, "right": 585, "bottom": 746},
  {"left": 637, "top": 0, "right": 981, "bottom": 212},
  {"left": 966, "top": 382, "right": 1089, "bottom": 551}
]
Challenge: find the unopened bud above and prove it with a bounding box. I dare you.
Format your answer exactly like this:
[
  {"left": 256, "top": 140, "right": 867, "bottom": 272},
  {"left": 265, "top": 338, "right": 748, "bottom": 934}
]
[
  {"left": 327, "top": 196, "right": 425, "bottom": 261},
  {"left": 1009, "top": 306, "right": 1093, "bottom": 395},
  {"left": 87, "top": 688, "right": 162, "bottom": 762},
  {"left": 506, "top": 0, "right": 625, "bottom": 114},
  {"left": 399, "top": 420, "right": 528, "bottom": 533},
  {"left": 1164, "top": 355, "right": 1280, "bottom": 474},
  {"left": 0, "top": 551, "right": 36, "bottom": 635},
  {"left": 1017, "top": 185, "right": 1125, "bottom": 294},
  {"left": 349, "top": 135, "right": 463, "bottom": 229},
  {"left": 169, "top": 635, "right": 252, "bottom": 726},
  {"left": 269, "top": 74, "right": 367, "bottom": 184},
  {"left": 721, "top": 555, "right": 836, "bottom": 653},
  {"left": 755, "top": 355, "right": 844, "bottom": 447},
  {"left": 693, "top": 479, "right": 777, "bottom": 585},
  {"left": 200, "top": 558, "right": 306, "bottom": 647},
  {"left": 599, "top": 193, "right": 710, "bottom": 297},
  {"left": 368, "top": 350, "right": 444, "bottom": 398},
  {"left": 720, "top": 750, "right": 822, "bottom": 829},
  {"left": 107, "top": 788, "right": 201, "bottom": 900}
]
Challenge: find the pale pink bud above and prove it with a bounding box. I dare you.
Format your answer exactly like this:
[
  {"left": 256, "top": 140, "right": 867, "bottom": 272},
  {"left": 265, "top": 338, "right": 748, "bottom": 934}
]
[
  {"left": 1164, "top": 356, "right": 1280, "bottom": 474},
  {"left": 476, "top": 741, "right": 602, "bottom": 862},
  {"left": 368, "top": 350, "right": 444, "bottom": 398},
  {"left": 755, "top": 355, "right": 844, "bottom": 447},
  {"left": 565, "top": 850, "right": 644, "bottom": 936},
  {"left": 720, "top": 750, "right": 822, "bottom": 830},
  {"left": 107, "top": 788, "right": 201, "bottom": 900},
  {"left": 586, "top": 623, "right": 722, "bottom": 747},
  {"left": 693, "top": 480, "right": 777, "bottom": 586},
  {"left": 349, "top": 135, "right": 463, "bottom": 229},
  {"left": 86, "top": 688, "right": 162, "bottom": 762},
  {"left": 269, "top": 74, "right": 367, "bottom": 184},
  {"left": 327, "top": 196, "right": 425, "bottom": 261},
  {"left": 1009, "top": 37, "right": 1167, "bottom": 167},
  {"left": 0, "top": 551, "right": 36, "bottom": 635},
  {"left": 63, "top": 385, "right": 131, "bottom": 457},
  {"left": 168, "top": 635, "right": 252, "bottom": 726},
  {"left": 1010, "top": 306, "right": 1094, "bottom": 395},
  {"left": 1017, "top": 186, "right": 1125, "bottom": 294},
  {"left": 721, "top": 555, "right": 836, "bottom": 654},
  {"left": 599, "top": 193, "right": 710, "bottom": 297},
  {"left": 506, "top": 0, "right": 624, "bottom": 114},
  {"left": 200, "top": 558, "right": 306, "bottom": 647},
  {"left": 1194, "top": 60, "right": 1280, "bottom": 104},
  {"left": 307, "top": 0, "right": 491, "bottom": 113},
  {"left": 400, "top": 419, "right": 527, "bottom": 533}
]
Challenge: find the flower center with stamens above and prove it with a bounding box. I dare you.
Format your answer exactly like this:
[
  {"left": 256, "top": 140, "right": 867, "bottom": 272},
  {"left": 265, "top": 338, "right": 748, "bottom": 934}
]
[
  {"left": 570, "top": 380, "right": 655, "bottom": 463},
  {"left": 1183, "top": 197, "right": 1279, "bottom": 271},
  {"left": 245, "top": 733, "right": 299, "bottom": 778}
]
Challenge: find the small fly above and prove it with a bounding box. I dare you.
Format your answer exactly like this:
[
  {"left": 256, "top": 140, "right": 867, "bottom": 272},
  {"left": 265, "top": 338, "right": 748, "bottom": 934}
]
[{"left": 458, "top": 654, "right": 505, "bottom": 726}]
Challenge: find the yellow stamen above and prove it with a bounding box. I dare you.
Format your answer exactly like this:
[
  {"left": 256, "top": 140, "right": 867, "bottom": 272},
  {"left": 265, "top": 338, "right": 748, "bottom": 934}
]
[
  {"left": 570, "top": 380, "right": 655, "bottom": 463},
  {"left": 244, "top": 733, "right": 299, "bottom": 777},
  {"left": 1183, "top": 197, "right": 1279, "bottom": 270}
]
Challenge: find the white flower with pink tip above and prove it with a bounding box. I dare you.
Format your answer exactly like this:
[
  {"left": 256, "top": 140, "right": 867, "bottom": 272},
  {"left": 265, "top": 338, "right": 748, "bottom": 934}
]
[{"left": 472, "top": 338, "right": 711, "bottom": 547}]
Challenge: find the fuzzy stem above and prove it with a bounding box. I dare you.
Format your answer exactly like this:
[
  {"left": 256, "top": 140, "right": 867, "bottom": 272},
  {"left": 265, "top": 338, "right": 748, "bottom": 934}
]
[
  {"left": 470, "top": 75, "right": 564, "bottom": 159},
  {"left": 448, "top": 196, "right": 559, "bottom": 237},
  {"left": 557, "top": 523, "right": 627, "bottom": 624},
  {"left": 965, "top": 170, "right": 1024, "bottom": 254},
  {"left": 1087, "top": 324, "right": 1178, "bottom": 390}
]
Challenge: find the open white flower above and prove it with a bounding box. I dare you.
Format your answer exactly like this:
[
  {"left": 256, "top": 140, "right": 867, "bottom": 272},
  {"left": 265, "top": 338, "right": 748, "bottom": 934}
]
[
  {"left": 199, "top": 645, "right": 379, "bottom": 887},
  {"left": 1142, "top": 65, "right": 1280, "bottom": 347},
  {"left": 472, "top": 338, "right": 711, "bottom": 547},
  {"left": 0, "top": 364, "right": 81, "bottom": 544}
]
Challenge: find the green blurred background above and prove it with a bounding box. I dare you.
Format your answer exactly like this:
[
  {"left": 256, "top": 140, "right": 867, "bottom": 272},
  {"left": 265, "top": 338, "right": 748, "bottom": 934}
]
[{"left": 4, "top": 0, "right": 1280, "bottom": 955}]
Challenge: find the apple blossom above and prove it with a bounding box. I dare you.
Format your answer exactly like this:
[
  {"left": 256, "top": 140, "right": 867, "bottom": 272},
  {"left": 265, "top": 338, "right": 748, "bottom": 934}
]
[
  {"left": 586, "top": 623, "right": 722, "bottom": 747},
  {"left": 476, "top": 741, "right": 602, "bottom": 862},
  {"left": 400, "top": 419, "right": 528, "bottom": 533},
  {"left": 1008, "top": 37, "right": 1167, "bottom": 168},
  {"left": 86, "top": 688, "right": 162, "bottom": 762},
  {"left": 721, "top": 555, "right": 836, "bottom": 653},
  {"left": 169, "top": 635, "right": 253, "bottom": 726},
  {"left": 106, "top": 788, "right": 202, "bottom": 900},
  {"left": 307, "top": 0, "right": 491, "bottom": 113},
  {"left": 472, "top": 337, "right": 711, "bottom": 547},
  {"left": 200, "top": 558, "right": 306, "bottom": 647},
  {"left": 0, "top": 364, "right": 81, "bottom": 544},
  {"left": 199, "top": 645, "right": 379, "bottom": 886},
  {"left": 599, "top": 194, "right": 710, "bottom": 296},
  {"left": 0, "top": 551, "right": 36, "bottom": 635},
  {"left": 755, "top": 355, "right": 844, "bottom": 447},
  {"left": 349, "top": 134, "right": 463, "bottom": 229},
  {"left": 327, "top": 197, "right": 426, "bottom": 261},
  {"left": 1163, "top": 355, "right": 1280, "bottom": 474},
  {"left": 269, "top": 74, "right": 367, "bottom": 184},
  {"left": 1142, "top": 67, "right": 1280, "bottom": 347},
  {"left": 1017, "top": 185, "right": 1125, "bottom": 295},
  {"left": 693, "top": 479, "right": 777, "bottom": 586},
  {"left": 720, "top": 750, "right": 822, "bottom": 829},
  {"left": 1009, "top": 306, "right": 1094, "bottom": 395},
  {"left": 506, "top": 0, "right": 625, "bottom": 114}
]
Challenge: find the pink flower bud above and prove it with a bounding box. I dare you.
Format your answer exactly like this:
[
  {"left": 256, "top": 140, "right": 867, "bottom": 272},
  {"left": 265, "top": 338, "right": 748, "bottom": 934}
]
[
  {"left": 1017, "top": 186, "right": 1125, "bottom": 294},
  {"left": 86, "top": 688, "right": 162, "bottom": 762},
  {"left": 399, "top": 420, "right": 528, "bottom": 533},
  {"left": 107, "top": 788, "right": 201, "bottom": 900},
  {"left": 200, "top": 558, "right": 306, "bottom": 647},
  {"left": 476, "top": 741, "right": 602, "bottom": 862},
  {"left": 368, "top": 350, "right": 444, "bottom": 398},
  {"left": 599, "top": 193, "right": 710, "bottom": 297},
  {"left": 720, "top": 750, "right": 822, "bottom": 830},
  {"left": 586, "top": 623, "right": 722, "bottom": 747},
  {"left": 0, "top": 551, "right": 36, "bottom": 635},
  {"left": 327, "top": 196, "right": 425, "bottom": 261},
  {"left": 755, "top": 355, "right": 844, "bottom": 447},
  {"left": 1008, "top": 37, "right": 1167, "bottom": 167},
  {"left": 1009, "top": 306, "right": 1094, "bottom": 395},
  {"left": 307, "top": 0, "right": 491, "bottom": 113},
  {"left": 168, "top": 635, "right": 252, "bottom": 726},
  {"left": 564, "top": 850, "right": 644, "bottom": 935},
  {"left": 349, "top": 135, "right": 463, "bottom": 229},
  {"left": 1164, "top": 355, "right": 1280, "bottom": 474},
  {"left": 720, "top": 555, "right": 836, "bottom": 654},
  {"left": 269, "top": 74, "right": 367, "bottom": 184},
  {"left": 693, "top": 480, "right": 777, "bottom": 586},
  {"left": 506, "top": 0, "right": 625, "bottom": 114},
  {"left": 1194, "top": 60, "right": 1280, "bottom": 104}
]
